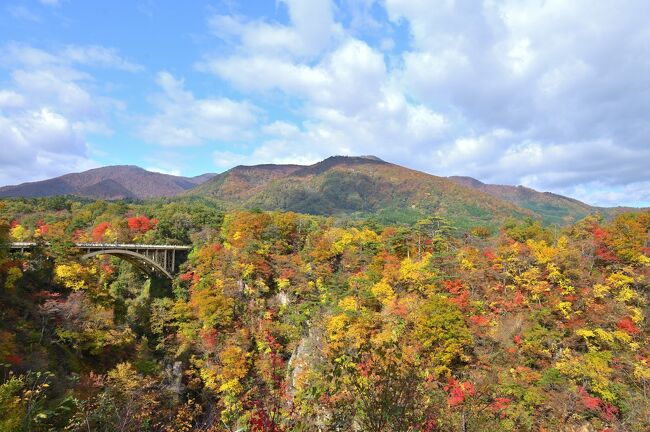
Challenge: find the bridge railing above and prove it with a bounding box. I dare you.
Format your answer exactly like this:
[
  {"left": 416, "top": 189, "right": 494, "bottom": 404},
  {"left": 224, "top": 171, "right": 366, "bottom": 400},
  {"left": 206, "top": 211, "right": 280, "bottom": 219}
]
[
  {"left": 75, "top": 243, "right": 192, "bottom": 250},
  {"left": 9, "top": 242, "right": 36, "bottom": 247},
  {"left": 10, "top": 242, "right": 192, "bottom": 250}
]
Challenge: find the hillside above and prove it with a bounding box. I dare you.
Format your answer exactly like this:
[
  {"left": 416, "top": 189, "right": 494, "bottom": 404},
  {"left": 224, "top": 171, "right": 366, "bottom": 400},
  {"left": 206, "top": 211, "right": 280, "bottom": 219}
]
[
  {"left": 448, "top": 176, "right": 597, "bottom": 225},
  {"left": 447, "top": 176, "right": 644, "bottom": 225},
  {"left": 0, "top": 166, "right": 216, "bottom": 200},
  {"left": 190, "top": 156, "right": 535, "bottom": 229},
  {"left": 191, "top": 163, "right": 305, "bottom": 201}
]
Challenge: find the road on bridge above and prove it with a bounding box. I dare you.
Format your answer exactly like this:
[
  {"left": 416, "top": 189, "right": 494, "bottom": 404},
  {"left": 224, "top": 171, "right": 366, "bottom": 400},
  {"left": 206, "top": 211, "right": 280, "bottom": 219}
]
[{"left": 10, "top": 242, "right": 192, "bottom": 280}]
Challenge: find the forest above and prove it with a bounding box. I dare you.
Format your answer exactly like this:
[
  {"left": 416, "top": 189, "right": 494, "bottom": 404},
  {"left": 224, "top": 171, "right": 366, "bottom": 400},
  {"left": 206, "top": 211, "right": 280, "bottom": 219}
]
[{"left": 0, "top": 196, "right": 648, "bottom": 431}]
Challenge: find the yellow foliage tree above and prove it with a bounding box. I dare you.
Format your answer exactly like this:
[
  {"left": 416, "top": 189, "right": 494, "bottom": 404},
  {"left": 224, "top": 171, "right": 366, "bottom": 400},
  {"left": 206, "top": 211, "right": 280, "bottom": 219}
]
[
  {"left": 54, "top": 262, "right": 97, "bottom": 291},
  {"left": 9, "top": 224, "right": 30, "bottom": 241}
]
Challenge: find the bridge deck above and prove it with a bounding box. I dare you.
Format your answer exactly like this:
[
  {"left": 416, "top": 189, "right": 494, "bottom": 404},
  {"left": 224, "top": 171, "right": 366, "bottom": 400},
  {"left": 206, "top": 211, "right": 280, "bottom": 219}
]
[
  {"left": 10, "top": 242, "right": 191, "bottom": 250},
  {"left": 9, "top": 242, "right": 192, "bottom": 279}
]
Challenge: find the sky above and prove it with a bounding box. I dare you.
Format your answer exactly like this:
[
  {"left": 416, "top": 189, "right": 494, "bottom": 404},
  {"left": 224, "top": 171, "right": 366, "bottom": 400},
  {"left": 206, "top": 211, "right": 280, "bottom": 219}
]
[{"left": 0, "top": 0, "right": 649, "bottom": 207}]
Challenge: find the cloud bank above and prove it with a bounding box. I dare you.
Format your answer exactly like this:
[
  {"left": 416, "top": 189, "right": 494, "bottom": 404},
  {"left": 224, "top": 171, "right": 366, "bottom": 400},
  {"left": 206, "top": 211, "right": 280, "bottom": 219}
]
[
  {"left": 1, "top": 1, "right": 648, "bottom": 206},
  {"left": 199, "top": 0, "right": 650, "bottom": 206}
]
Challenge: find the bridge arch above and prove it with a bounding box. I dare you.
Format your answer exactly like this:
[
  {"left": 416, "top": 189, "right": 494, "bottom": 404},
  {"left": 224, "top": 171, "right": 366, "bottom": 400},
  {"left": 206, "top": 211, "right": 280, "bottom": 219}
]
[
  {"left": 11, "top": 242, "right": 190, "bottom": 280},
  {"left": 81, "top": 249, "right": 173, "bottom": 280}
]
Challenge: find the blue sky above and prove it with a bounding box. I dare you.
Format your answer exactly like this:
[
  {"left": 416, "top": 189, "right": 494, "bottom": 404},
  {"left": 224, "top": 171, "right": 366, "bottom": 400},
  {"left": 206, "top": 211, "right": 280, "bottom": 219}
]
[{"left": 0, "top": 0, "right": 649, "bottom": 207}]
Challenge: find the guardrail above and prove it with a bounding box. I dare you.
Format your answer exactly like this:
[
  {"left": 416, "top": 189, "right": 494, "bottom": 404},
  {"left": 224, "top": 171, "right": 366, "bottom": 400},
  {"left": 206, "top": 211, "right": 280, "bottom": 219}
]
[{"left": 10, "top": 242, "right": 192, "bottom": 250}]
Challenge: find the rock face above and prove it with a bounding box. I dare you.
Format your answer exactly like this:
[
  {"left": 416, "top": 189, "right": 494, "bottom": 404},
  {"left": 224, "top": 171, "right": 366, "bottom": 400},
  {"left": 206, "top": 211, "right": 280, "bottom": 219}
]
[
  {"left": 165, "top": 361, "right": 184, "bottom": 401},
  {"left": 286, "top": 326, "right": 332, "bottom": 429},
  {"left": 0, "top": 166, "right": 216, "bottom": 199},
  {"left": 287, "top": 326, "right": 325, "bottom": 395}
]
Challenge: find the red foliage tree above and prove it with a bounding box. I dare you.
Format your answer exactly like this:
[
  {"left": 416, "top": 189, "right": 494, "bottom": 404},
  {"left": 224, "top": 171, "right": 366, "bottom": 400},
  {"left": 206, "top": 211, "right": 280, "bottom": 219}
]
[
  {"left": 36, "top": 219, "right": 49, "bottom": 235},
  {"left": 469, "top": 315, "right": 490, "bottom": 327},
  {"left": 578, "top": 387, "right": 602, "bottom": 410},
  {"left": 616, "top": 317, "right": 641, "bottom": 335},
  {"left": 445, "top": 378, "right": 475, "bottom": 407},
  {"left": 127, "top": 215, "right": 158, "bottom": 234},
  {"left": 92, "top": 222, "right": 111, "bottom": 242},
  {"left": 490, "top": 397, "right": 512, "bottom": 419},
  {"left": 6, "top": 353, "right": 23, "bottom": 365},
  {"left": 200, "top": 328, "right": 219, "bottom": 352},
  {"left": 591, "top": 227, "right": 618, "bottom": 263},
  {"left": 249, "top": 406, "right": 285, "bottom": 432},
  {"left": 578, "top": 387, "right": 619, "bottom": 421}
]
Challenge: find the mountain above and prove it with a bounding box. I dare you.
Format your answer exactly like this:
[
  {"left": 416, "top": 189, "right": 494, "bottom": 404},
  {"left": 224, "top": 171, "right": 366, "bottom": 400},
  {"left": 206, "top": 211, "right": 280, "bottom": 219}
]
[
  {"left": 447, "top": 176, "right": 598, "bottom": 225},
  {"left": 2, "top": 157, "right": 636, "bottom": 229},
  {"left": 446, "top": 176, "right": 640, "bottom": 225},
  {"left": 186, "top": 173, "right": 218, "bottom": 185},
  {"left": 192, "top": 164, "right": 305, "bottom": 202},
  {"left": 190, "top": 156, "right": 536, "bottom": 229},
  {"left": 0, "top": 166, "right": 216, "bottom": 200}
]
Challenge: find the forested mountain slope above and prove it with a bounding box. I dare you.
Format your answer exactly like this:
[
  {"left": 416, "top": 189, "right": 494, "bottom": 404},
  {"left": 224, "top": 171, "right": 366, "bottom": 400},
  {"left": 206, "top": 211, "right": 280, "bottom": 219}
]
[
  {"left": 448, "top": 176, "right": 597, "bottom": 225},
  {"left": 191, "top": 156, "right": 535, "bottom": 230},
  {"left": 448, "top": 176, "right": 638, "bottom": 225}
]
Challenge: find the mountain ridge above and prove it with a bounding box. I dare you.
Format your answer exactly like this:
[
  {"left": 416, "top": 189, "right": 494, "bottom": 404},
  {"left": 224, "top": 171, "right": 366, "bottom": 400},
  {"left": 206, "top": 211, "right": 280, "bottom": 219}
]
[
  {"left": 190, "top": 156, "right": 646, "bottom": 227},
  {"left": 0, "top": 165, "right": 217, "bottom": 200},
  {"left": 190, "top": 156, "right": 537, "bottom": 228},
  {"left": 1, "top": 156, "right": 642, "bottom": 228},
  {"left": 446, "top": 175, "right": 635, "bottom": 224}
]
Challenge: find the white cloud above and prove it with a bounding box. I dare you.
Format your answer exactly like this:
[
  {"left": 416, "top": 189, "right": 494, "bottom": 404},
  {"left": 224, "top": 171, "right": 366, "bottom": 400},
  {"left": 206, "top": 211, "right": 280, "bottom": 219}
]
[
  {"left": 6, "top": 5, "right": 40, "bottom": 22},
  {"left": 213, "top": 146, "right": 322, "bottom": 170},
  {"left": 0, "top": 90, "right": 26, "bottom": 108},
  {"left": 434, "top": 131, "right": 650, "bottom": 196},
  {"left": 202, "top": 56, "right": 328, "bottom": 95},
  {"left": 146, "top": 166, "right": 182, "bottom": 176},
  {"left": 0, "top": 116, "right": 87, "bottom": 171},
  {"left": 388, "top": 0, "right": 650, "bottom": 143},
  {"left": 2, "top": 43, "right": 143, "bottom": 72},
  {"left": 0, "top": 108, "right": 96, "bottom": 185},
  {"left": 11, "top": 69, "right": 96, "bottom": 118},
  {"left": 0, "top": 42, "right": 136, "bottom": 185},
  {"left": 262, "top": 121, "right": 301, "bottom": 138},
  {"left": 205, "top": 38, "right": 387, "bottom": 114},
  {"left": 204, "top": 32, "right": 449, "bottom": 168},
  {"left": 208, "top": 0, "right": 341, "bottom": 57},
  {"left": 139, "top": 71, "right": 258, "bottom": 146},
  {"left": 61, "top": 46, "right": 144, "bottom": 72}
]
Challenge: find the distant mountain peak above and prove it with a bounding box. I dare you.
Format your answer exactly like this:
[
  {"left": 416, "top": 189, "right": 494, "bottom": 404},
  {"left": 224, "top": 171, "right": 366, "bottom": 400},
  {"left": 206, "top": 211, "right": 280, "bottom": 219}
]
[
  {"left": 324, "top": 155, "right": 386, "bottom": 163},
  {"left": 231, "top": 163, "right": 305, "bottom": 171},
  {"left": 291, "top": 155, "right": 388, "bottom": 177},
  {"left": 189, "top": 154, "right": 540, "bottom": 228},
  {"left": 0, "top": 165, "right": 216, "bottom": 199},
  {"left": 358, "top": 155, "right": 385, "bottom": 162}
]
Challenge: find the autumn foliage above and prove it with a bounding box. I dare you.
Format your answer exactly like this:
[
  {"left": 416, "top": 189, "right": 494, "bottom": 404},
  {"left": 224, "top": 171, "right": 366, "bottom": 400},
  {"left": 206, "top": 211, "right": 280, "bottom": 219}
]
[
  {"left": 0, "top": 198, "right": 649, "bottom": 431},
  {"left": 128, "top": 215, "right": 158, "bottom": 234},
  {"left": 91, "top": 221, "right": 111, "bottom": 242}
]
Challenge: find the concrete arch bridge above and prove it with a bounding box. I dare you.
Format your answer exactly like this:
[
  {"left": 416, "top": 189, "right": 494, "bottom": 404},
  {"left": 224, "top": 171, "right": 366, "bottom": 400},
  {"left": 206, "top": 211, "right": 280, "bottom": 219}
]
[{"left": 10, "top": 242, "right": 192, "bottom": 280}]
